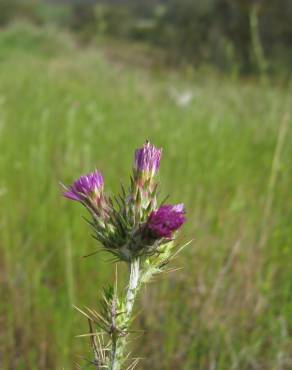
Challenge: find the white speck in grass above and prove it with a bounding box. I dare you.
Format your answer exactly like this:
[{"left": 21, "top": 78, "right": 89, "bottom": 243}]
[{"left": 169, "top": 87, "right": 194, "bottom": 107}]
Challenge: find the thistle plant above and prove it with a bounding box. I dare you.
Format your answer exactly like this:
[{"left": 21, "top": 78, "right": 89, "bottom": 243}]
[{"left": 62, "top": 141, "right": 188, "bottom": 369}]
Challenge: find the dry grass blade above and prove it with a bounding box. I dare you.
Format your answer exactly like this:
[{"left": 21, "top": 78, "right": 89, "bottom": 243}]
[
  {"left": 74, "top": 361, "right": 83, "bottom": 370},
  {"left": 170, "top": 239, "right": 194, "bottom": 260},
  {"left": 73, "top": 305, "right": 93, "bottom": 321},
  {"left": 85, "top": 306, "right": 110, "bottom": 327},
  {"left": 259, "top": 111, "right": 290, "bottom": 249},
  {"left": 75, "top": 332, "right": 107, "bottom": 338},
  {"left": 88, "top": 319, "right": 100, "bottom": 366},
  {"left": 127, "top": 358, "right": 140, "bottom": 370},
  {"left": 163, "top": 267, "right": 183, "bottom": 275}
]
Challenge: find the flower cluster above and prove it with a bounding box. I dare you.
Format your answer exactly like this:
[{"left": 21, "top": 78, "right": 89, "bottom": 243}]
[
  {"left": 62, "top": 141, "right": 188, "bottom": 370},
  {"left": 63, "top": 141, "right": 185, "bottom": 261}
]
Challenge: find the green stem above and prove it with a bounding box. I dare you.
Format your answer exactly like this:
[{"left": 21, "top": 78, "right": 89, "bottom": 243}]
[
  {"left": 125, "top": 258, "right": 140, "bottom": 318},
  {"left": 110, "top": 339, "right": 118, "bottom": 370},
  {"left": 109, "top": 258, "right": 141, "bottom": 370}
]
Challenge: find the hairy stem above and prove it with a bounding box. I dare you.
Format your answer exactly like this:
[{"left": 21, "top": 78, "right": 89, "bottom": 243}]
[
  {"left": 109, "top": 258, "right": 141, "bottom": 370},
  {"left": 125, "top": 258, "right": 140, "bottom": 318},
  {"left": 110, "top": 339, "right": 118, "bottom": 370}
]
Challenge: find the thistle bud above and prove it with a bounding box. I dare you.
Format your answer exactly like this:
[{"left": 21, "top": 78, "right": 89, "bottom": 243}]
[
  {"left": 63, "top": 170, "right": 108, "bottom": 218},
  {"left": 134, "top": 141, "right": 162, "bottom": 183},
  {"left": 147, "top": 204, "right": 186, "bottom": 239},
  {"left": 131, "top": 142, "right": 162, "bottom": 220}
]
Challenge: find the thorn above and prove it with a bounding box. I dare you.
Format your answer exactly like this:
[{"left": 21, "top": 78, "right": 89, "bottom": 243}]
[{"left": 83, "top": 250, "right": 100, "bottom": 258}]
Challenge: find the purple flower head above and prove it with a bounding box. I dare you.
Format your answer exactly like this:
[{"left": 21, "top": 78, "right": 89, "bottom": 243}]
[
  {"left": 63, "top": 170, "right": 104, "bottom": 203},
  {"left": 147, "top": 204, "right": 186, "bottom": 239},
  {"left": 134, "top": 142, "right": 162, "bottom": 177}
]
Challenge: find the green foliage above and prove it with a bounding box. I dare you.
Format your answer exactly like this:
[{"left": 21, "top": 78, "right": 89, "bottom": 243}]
[
  {"left": 0, "top": 0, "right": 18, "bottom": 25},
  {"left": 0, "top": 0, "right": 42, "bottom": 26},
  {"left": 1, "top": 0, "right": 292, "bottom": 73},
  {"left": 0, "top": 22, "right": 73, "bottom": 58},
  {"left": 107, "top": 0, "right": 292, "bottom": 73}
]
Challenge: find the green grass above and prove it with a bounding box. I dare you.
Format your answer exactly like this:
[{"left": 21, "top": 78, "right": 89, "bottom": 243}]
[{"left": 0, "top": 23, "right": 292, "bottom": 369}]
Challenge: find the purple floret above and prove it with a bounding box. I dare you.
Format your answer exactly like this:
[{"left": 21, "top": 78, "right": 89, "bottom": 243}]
[
  {"left": 63, "top": 170, "right": 104, "bottom": 202},
  {"left": 147, "top": 204, "right": 186, "bottom": 238},
  {"left": 135, "top": 142, "right": 162, "bottom": 174}
]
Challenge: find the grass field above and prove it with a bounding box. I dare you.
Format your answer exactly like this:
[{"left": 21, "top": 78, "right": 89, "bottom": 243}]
[{"left": 0, "top": 24, "right": 292, "bottom": 370}]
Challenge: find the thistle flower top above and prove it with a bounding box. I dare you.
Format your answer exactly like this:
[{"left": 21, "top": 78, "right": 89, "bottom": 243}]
[
  {"left": 63, "top": 170, "right": 104, "bottom": 203},
  {"left": 134, "top": 142, "right": 162, "bottom": 177},
  {"left": 147, "top": 204, "right": 186, "bottom": 239}
]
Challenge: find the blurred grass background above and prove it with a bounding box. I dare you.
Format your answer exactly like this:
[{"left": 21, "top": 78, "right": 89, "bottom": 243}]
[{"left": 0, "top": 2, "right": 292, "bottom": 369}]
